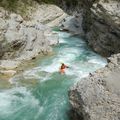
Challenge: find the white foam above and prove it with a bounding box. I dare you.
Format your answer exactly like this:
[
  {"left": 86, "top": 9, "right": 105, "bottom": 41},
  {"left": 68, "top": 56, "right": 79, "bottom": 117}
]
[
  {"left": 59, "top": 38, "right": 67, "bottom": 43},
  {"left": 0, "top": 87, "right": 40, "bottom": 116},
  {"left": 58, "top": 32, "right": 71, "bottom": 38},
  {"left": 11, "top": 31, "right": 107, "bottom": 83},
  {"left": 9, "top": 66, "right": 52, "bottom": 84},
  {"left": 0, "top": 31, "right": 108, "bottom": 120},
  {"left": 88, "top": 57, "right": 107, "bottom": 67},
  {"left": 40, "top": 47, "right": 81, "bottom": 73},
  {"left": 23, "top": 68, "right": 41, "bottom": 79}
]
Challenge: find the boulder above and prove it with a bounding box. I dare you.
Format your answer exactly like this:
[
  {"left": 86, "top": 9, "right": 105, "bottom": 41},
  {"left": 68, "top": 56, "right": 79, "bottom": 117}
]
[
  {"left": 69, "top": 53, "right": 120, "bottom": 120},
  {"left": 59, "top": 13, "right": 84, "bottom": 35}
]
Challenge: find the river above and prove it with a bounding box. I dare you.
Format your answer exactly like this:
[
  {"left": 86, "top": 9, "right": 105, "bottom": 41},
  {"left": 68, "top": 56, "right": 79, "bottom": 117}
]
[{"left": 0, "top": 31, "right": 107, "bottom": 120}]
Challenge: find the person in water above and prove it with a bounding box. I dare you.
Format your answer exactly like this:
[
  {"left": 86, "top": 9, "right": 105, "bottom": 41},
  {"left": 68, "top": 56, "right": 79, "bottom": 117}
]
[{"left": 59, "top": 63, "right": 69, "bottom": 74}]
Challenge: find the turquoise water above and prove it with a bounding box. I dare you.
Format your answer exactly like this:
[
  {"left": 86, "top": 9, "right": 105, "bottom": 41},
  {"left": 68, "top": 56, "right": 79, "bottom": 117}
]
[{"left": 0, "top": 32, "right": 107, "bottom": 120}]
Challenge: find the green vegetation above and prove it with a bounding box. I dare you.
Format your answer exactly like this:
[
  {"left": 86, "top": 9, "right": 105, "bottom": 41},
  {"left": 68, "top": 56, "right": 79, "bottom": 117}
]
[
  {"left": 0, "top": 0, "right": 35, "bottom": 16},
  {"left": 0, "top": 0, "right": 79, "bottom": 16},
  {"left": 0, "top": 0, "right": 56, "bottom": 12}
]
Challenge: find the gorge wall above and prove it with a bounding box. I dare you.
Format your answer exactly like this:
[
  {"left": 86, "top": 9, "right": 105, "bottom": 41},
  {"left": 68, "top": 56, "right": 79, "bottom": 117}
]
[
  {"left": 60, "top": 0, "right": 120, "bottom": 57},
  {"left": 0, "top": 1, "right": 67, "bottom": 76},
  {"left": 65, "top": 0, "right": 120, "bottom": 120}
]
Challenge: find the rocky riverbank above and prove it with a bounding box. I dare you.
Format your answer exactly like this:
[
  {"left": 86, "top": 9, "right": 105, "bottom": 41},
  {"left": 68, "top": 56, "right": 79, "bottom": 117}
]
[
  {"left": 0, "top": 4, "right": 67, "bottom": 77},
  {"left": 69, "top": 53, "right": 120, "bottom": 120}
]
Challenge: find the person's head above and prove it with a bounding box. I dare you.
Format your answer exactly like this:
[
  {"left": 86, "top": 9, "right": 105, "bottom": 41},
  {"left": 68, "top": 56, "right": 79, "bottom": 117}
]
[{"left": 61, "top": 63, "right": 64, "bottom": 66}]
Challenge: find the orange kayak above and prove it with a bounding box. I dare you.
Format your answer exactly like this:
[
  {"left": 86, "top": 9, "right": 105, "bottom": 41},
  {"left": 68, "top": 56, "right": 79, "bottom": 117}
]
[{"left": 59, "top": 68, "right": 65, "bottom": 74}]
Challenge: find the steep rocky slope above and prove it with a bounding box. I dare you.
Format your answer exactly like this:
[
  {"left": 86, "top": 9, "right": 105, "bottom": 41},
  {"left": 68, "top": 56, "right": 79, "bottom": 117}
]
[
  {"left": 69, "top": 53, "right": 120, "bottom": 120},
  {"left": 0, "top": 4, "right": 67, "bottom": 76}
]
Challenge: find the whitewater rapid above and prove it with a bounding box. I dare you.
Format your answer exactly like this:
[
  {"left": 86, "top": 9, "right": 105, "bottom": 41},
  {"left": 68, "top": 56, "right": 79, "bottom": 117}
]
[{"left": 0, "top": 32, "right": 107, "bottom": 120}]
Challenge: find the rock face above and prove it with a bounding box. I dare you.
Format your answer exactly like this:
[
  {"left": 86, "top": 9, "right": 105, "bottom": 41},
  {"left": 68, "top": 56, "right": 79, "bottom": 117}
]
[
  {"left": 0, "top": 4, "right": 66, "bottom": 75},
  {"left": 0, "top": 6, "right": 62, "bottom": 60},
  {"left": 59, "top": 13, "right": 84, "bottom": 35},
  {"left": 69, "top": 53, "right": 120, "bottom": 120},
  {"left": 59, "top": 0, "right": 120, "bottom": 57},
  {"left": 31, "top": 4, "right": 67, "bottom": 27},
  {"left": 85, "top": 0, "right": 120, "bottom": 57}
]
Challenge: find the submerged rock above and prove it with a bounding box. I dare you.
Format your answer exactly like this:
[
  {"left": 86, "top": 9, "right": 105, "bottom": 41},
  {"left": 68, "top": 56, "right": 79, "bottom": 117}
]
[{"left": 69, "top": 53, "right": 120, "bottom": 120}]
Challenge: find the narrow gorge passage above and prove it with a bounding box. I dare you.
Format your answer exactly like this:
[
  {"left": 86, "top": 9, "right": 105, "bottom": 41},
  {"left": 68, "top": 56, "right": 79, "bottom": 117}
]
[{"left": 0, "top": 32, "right": 107, "bottom": 120}]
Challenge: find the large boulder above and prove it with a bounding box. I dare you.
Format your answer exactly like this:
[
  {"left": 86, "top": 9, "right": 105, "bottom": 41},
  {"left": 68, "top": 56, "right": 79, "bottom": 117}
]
[
  {"left": 69, "top": 53, "right": 120, "bottom": 120},
  {"left": 31, "top": 4, "right": 67, "bottom": 27},
  {"left": 0, "top": 3, "right": 66, "bottom": 61},
  {"left": 1, "top": 13, "right": 54, "bottom": 60}
]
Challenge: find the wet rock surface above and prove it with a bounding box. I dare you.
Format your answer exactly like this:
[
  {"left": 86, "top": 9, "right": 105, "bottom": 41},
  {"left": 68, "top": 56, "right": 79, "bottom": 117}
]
[{"left": 69, "top": 53, "right": 120, "bottom": 120}]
